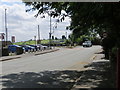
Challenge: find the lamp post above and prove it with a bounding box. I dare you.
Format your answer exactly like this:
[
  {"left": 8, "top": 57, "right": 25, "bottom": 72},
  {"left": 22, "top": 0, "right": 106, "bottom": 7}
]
[{"left": 48, "top": 6, "right": 58, "bottom": 49}]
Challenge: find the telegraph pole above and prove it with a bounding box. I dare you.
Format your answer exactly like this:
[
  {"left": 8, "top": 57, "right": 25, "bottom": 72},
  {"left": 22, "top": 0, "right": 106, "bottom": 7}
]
[
  {"left": 5, "top": 9, "right": 8, "bottom": 46},
  {"left": 34, "top": 36, "right": 36, "bottom": 45},
  {"left": 49, "top": 12, "right": 52, "bottom": 49},
  {"left": 38, "top": 25, "right": 40, "bottom": 44}
]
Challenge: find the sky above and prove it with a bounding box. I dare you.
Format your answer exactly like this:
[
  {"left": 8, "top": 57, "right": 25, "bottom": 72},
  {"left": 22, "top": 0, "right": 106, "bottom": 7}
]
[{"left": 0, "top": 0, "right": 71, "bottom": 42}]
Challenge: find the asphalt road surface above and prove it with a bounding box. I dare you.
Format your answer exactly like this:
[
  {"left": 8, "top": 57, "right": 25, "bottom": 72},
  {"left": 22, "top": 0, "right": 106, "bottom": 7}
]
[{"left": 1, "top": 45, "right": 102, "bottom": 89}]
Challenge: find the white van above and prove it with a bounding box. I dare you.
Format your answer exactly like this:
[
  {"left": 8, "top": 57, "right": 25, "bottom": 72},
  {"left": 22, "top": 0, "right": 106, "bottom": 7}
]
[{"left": 82, "top": 41, "right": 92, "bottom": 47}]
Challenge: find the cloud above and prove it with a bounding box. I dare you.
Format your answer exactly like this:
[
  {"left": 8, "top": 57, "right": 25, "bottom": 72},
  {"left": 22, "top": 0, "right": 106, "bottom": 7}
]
[
  {"left": 0, "top": 2, "right": 71, "bottom": 42},
  {"left": 1, "top": 0, "right": 22, "bottom": 2}
]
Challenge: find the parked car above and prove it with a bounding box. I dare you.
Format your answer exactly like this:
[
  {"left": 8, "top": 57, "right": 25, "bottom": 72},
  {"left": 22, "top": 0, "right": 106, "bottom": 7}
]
[
  {"left": 20, "top": 45, "right": 35, "bottom": 52},
  {"left": 37, "top": 44, "right": 48, "bottom": 50},
  {"left": 29, "top": 45, "right": 40, "bottom": 51},
  {"left": 82, "top": 41, "right": 92, "bottom": 47},
  {"left": 8, "top": 45, "right": 24, "bottom": 54}
]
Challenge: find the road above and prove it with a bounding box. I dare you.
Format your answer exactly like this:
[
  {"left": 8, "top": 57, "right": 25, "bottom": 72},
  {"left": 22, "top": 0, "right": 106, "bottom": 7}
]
[{"left": 1, "top": 45, "right": 102, "bottom": 88}]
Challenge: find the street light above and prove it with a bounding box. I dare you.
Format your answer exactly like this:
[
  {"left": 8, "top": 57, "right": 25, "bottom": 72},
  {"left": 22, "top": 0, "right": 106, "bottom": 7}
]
[
  {"left": 46, "top": 6, "right": 59, "bottom": 49},
  {"left": 49, "top": 17, "right": 58, "bottom": 49}
]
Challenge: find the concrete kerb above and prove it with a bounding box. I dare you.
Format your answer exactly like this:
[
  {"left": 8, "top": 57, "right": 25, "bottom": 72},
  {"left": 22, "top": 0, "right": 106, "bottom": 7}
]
[
  {"left": 0, "top": 49, "right": 59, "bottom": 62},
  {"left": 35, "top": 49, "right": 59, "bottom": 56},
  {"left": 1, "top": 57, "right": 21, "bottom": 62}
]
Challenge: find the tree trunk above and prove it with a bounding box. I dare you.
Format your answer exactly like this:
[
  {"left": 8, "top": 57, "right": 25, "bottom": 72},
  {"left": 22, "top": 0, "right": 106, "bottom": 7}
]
[{"left": 117, "top": 48, "right": 120, "bottom": 89}]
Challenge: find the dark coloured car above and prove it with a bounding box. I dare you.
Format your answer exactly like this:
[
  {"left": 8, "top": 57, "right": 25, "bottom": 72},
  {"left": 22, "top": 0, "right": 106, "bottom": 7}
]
[
  {"left": 29, "top": 45, "right": 40, "bottom": 51},
  {"left": 8, "top": 45, "right": 24, "bottom": 55},
  {"left": 20, "top": 45, "right": 35, "bottom": 52}
]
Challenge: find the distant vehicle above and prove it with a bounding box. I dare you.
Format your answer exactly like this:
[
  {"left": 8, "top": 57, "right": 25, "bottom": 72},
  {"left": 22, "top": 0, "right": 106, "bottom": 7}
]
[
  {"left": 82, "top": 41, "right": 92, "bottom": 47},
  {"left": 37, "top": 44, "right": 48, "bottom": 50},
  {"left": 20, "top": 45, "right": 35, "bottom": 52},
  {"left": 8, "top": 45, "right": 23, "bottom": 54}
]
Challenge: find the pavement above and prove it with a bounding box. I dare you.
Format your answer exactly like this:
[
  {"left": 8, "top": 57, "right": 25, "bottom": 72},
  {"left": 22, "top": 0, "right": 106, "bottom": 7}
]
[
  {"left": 0, "top": 48, "right": 59, "bottom": 62},
  {"left": 71, "top": 50, "right": 116, "bottom": 89}
]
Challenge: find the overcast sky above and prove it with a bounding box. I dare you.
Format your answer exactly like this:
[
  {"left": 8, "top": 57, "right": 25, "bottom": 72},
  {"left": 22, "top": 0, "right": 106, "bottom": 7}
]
[{"left": 0, "top": 0, "right": 71, "bottom": 42}]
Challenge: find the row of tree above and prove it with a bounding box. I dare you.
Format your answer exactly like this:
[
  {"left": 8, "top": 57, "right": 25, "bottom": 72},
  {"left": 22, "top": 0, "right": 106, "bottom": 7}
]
[{"left": 51, "top": 35, "right": 66, "bottom": 40}]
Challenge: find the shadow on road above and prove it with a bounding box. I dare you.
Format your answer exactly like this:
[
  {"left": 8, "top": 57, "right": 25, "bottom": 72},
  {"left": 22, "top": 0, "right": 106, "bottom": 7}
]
[
  {"left": 76, "top": 59, "right": 116, "bottom": 89},
  {"left": 95, "top": 51, "right": 104, "bottom": 54},
  {"left": 1, "top": 70, "right": 83, "bottom": 89}
]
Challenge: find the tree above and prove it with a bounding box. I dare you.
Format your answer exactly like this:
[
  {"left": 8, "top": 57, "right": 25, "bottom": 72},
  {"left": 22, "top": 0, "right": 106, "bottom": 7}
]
[
  {"left": 55, "top": 37, "right": 58, "bottom": 40},
  {"left": 62, "top": 35, "right": 66, "bottom": 40},
  {"left": 52, "top": 36, "right": 54, "bottom": 40}
]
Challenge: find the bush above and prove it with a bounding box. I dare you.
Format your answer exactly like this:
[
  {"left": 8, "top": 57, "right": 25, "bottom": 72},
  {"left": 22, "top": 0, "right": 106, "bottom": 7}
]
[
  {"left": 110, "top": 46, "right": 117, "bottom": 63},
  {"left": 65, "top": 40, "right": 71, "bottom": 46},
  {"left": 92, "top": 38, "right": 101, "bottom": 45},
  {"left": 2, "top": 47, "right": 9, "bottom": 56}
]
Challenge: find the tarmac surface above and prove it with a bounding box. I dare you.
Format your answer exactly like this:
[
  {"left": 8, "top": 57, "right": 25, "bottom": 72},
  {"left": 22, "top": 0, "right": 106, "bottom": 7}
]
[{"left": 0, "top": 47, "right": 116, "bottom": 89}]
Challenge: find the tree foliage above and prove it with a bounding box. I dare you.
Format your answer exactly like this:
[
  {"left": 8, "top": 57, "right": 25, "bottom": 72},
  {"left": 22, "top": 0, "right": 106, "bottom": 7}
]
[{"left": 62, "top": 35, "right": 66, "bottom": 39}]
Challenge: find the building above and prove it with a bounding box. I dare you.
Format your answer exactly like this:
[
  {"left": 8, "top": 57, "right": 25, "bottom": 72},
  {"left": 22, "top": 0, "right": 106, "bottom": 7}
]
[{"left": 11, "top": 36, "right": 15, "bottom": 43}]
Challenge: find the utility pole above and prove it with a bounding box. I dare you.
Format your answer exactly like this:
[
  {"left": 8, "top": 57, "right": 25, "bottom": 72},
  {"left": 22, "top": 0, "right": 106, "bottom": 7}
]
[
  {"left": 5, "top": 9, "right": 8, "bottom": 46},
  {"left": 34, "top": 36, "right": 36, "bottom": 45},
  {"left": 38, "top": 25, "right": 40, "bottom": 44},
  {"left": 49, "top": 12, "right": 52, "bottom": 49}
]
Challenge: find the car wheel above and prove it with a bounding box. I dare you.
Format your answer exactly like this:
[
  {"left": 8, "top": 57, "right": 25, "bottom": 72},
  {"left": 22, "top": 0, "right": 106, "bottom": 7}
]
[{"left": 28, "top": 49, "right": 31, "bottom": 52}]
